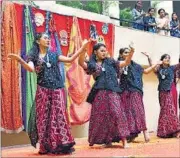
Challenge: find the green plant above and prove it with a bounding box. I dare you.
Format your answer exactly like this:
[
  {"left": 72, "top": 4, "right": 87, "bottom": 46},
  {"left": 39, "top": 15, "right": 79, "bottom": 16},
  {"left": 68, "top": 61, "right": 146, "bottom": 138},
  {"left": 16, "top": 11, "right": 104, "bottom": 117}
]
[
  {"left": 151, "top": 1, "right": 161, "bottom": 16},
  {"left": 83, "top": 1, "right": 102, "bottom": 14},
  {"left": 56, "top": 1, "right": 83, "bottom": 9},
  {"left": 120, "top": 7, "right": 133, "bottom": 27},
  {"left": 56, "top": 1, "right": 102, "bottom": 14}
]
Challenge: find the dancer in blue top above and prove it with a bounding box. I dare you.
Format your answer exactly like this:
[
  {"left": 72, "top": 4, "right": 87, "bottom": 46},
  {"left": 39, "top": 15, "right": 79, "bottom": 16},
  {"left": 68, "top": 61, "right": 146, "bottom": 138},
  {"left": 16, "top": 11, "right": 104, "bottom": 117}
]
[
  {"left": 79, "top": 41, "right": 134, "bottom": 148},
  {"left": 118, "top": 49, "right": 161, "bottom": 143},
  {"left": 153, "top": 54, "right": 180, "bottom": 138},
  {"left": 8, "top": 32, "right": 91, "bottom": 154}
]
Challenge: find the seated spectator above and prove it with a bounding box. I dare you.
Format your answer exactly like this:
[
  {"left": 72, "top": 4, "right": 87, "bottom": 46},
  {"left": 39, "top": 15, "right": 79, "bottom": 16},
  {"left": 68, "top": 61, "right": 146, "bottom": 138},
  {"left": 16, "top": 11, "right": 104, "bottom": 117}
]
[
  {"left": 132, "top": 1, "right": 146, "bottom": 30},
  {"left": 144, "top": 8, "right": 157, "bottom": 33},
  {"left": 156, "top": 8, "right": 169, "bottom": 36},
  {"left": 170, "top": 12, "right": 180, "bottom": 38}
]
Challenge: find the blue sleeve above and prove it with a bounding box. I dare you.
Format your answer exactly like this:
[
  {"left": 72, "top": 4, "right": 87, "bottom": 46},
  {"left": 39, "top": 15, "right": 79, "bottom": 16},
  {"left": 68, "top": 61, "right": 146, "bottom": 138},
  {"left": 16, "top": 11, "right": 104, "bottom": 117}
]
[
  {"left": 173, "top": 63, "right": 180, "bottom": 71},
  {"left": 153, "top": 17, "right": 156, "bottom": 24},
  {"left": 175, "top": 69, "right": 180, "bottom": 78},
  {"left": 143, "top": 17, "right": 148, "bottom": 25},
  {"left": 140, "top": 65, "right": 144, "bottom": 73},
  {"left": 109, "top": 58, "right": 120, "bottom": 72},
  {"left": 132, "top": 9, "right": 137, "bottom": 20},
  {"left": 170, "top": 21, "right": 173, "bottom": 29},
  {"left": 27, "top": 52, "right": 36, "bottom": 63}
]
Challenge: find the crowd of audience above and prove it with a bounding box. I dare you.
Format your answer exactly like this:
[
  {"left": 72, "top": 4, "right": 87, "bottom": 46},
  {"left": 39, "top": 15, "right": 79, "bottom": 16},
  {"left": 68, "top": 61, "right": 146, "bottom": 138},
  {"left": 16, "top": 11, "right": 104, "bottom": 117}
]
[{"left": 131, "top": 1, "right": 180, "bottom": 38}]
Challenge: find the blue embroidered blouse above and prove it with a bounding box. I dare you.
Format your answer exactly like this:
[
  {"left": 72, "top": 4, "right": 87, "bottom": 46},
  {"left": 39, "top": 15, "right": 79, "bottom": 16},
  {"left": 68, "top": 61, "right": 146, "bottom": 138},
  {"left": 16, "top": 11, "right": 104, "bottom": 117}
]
[
  {"left": 27, "top": 51, "right": 64, "bottom": 89},
  {"left": 119, "top": 61, "right": 144, "bottom": 94},
  {"left": 170, "top": 20, "right": 180, "bottom": 38},
  {"left": 132, "top": 8, "right": 144, "bottom": 25},
  {"left": 156, "top": 64, "right": 180, "bottom": 91},
  {"left": 86, "top": 58, "right": 121, "bottom": 93},
  {"left": 143, "top": 15, "right": 156, "bottom": 33}
]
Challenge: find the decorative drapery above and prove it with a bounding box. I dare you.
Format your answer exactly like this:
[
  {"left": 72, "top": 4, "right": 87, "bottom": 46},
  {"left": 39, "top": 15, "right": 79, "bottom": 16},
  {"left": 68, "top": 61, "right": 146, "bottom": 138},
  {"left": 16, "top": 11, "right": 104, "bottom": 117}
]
[
  {"left": 1, "top": 3, "right": 115, "bottom": 129},
  {"left": 66, "top": 17, "right": 92, "bottom": 125},
  {"left": 25, "top": 6, "right": 37, "bottom": 130},
  {"left": 1, "top": 2, "right": 23, "bottom": 133},
  {"left": 21, "top": 5, "right": 27, "bottom": 129}
]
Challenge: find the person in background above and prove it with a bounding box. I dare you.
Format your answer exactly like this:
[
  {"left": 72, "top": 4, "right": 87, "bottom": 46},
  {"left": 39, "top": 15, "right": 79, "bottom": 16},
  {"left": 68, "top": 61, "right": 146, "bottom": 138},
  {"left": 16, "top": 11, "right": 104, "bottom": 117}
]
[
  {"left": 170, "top": 12, "right": 180, "bottom": 38},
  {"left": 156, "top": 8, "right": 169, "bottom": 36},
  {"left": 144, "top": 8, "right": 157, "bottom": 33},
  {"left": 132, "top": 1, "right": 146, "bottom": 30}
]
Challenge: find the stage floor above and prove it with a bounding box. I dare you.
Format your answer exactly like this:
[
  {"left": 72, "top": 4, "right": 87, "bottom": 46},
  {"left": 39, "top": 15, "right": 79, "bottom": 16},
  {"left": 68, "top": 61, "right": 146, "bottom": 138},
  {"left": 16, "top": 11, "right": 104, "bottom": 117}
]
[{"left": 2, "top": 132, "right": 180, "bottom": 157}]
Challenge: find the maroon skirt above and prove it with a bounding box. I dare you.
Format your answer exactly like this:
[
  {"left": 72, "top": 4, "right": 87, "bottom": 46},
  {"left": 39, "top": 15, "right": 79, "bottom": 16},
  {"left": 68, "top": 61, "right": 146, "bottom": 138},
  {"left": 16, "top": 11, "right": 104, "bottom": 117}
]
[
  {"left": 171, "top": 83, "right": 178, "bottom": 116},
  {"left": 88, "top": 90, "right": 130, "bottom": 146},
  {"left": 35, "top": 86, "right": 75, "bottom": 153},
  {"left": 120, "top": 91, "right": 147, "bottom": 135},
  {"left": 157, "top": 89, "right": 180, "bottom": 138}
]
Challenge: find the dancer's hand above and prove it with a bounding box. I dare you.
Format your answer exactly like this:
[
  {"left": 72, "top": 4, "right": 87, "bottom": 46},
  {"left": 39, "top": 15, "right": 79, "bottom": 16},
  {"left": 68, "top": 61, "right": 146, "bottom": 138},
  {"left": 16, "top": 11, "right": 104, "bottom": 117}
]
[
  {"left": 82, "top": 38, "right": 96, "bottom": 52},
  {"left": 82, "top": 39, "right": 91, "bottom": 49},
  {"left": 129, "top": 42, "right": 135, "bottom": 52},
  {"left": 8, "top": 54, "right": 21, "bottom": 62},
  {"left": 141, "top": 52, "right": 150, "bottom": 58},
  {"left": 82, "top": 38, "right": 95, "bottom": 46}
]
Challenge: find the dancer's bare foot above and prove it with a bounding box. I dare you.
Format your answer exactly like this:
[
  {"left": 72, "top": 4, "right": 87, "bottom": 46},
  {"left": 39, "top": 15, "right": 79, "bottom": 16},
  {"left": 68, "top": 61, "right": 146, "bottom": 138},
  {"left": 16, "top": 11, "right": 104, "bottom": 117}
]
[
  {"left": 176, "top": 132, "right": 180, "bottom": 138},
  {"left": 122, "top": 139, "right": 130, "bottom": 149},
  {"left": 145, "top": 138, "right": 150, "bottom": 143},
  {"left": 143, "top": 130, "right": 150, "bottom": 143},
  {"left": 123, "top": 144, "right": 130, "bottom": 149}
]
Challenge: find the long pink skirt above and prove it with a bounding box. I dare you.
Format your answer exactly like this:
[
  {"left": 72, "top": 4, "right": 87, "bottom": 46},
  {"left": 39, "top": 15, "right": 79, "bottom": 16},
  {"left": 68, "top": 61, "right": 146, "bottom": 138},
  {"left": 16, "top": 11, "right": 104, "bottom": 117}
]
[
  {"left": 157, "top": 89, "right": 180, "bottom": 138},
  {"left": 88, "top": 90, "right": 130, "bottom": 146},
  {"left": 120, "top": 91, "right": 147, "bottom": 136},
  {"left": 35, "top": 86, "right": 75, "bottom": 153}
]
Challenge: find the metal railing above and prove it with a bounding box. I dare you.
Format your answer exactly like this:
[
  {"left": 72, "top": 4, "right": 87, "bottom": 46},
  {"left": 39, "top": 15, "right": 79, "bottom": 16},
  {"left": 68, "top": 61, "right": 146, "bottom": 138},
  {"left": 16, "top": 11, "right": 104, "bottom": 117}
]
[{"left": 110, "top": 17, "right": 174, "bottom": 32}]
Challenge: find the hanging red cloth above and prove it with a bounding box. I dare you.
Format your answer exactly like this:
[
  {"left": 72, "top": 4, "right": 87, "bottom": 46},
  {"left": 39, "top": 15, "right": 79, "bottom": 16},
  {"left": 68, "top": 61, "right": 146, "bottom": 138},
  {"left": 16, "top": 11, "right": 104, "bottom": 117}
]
[
  {"left": 66, "top": 17, "right": 92, "bottom": 125},
  {"left": 1, "top": 2, "right": 23, "bottom": 133},
  {"left": 78, "top": 18, "right": 115, "bottom": 57}
]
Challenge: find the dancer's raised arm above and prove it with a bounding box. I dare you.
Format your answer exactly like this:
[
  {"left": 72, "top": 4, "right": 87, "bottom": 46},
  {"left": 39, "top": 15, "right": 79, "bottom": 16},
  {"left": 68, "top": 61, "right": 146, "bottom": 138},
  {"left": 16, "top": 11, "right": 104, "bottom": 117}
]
[
  {"left": 119, "top": 42, "right": 135, "bottom": 67},
  {"left": 59, "top": 39, "right": 92, "bottom": 63},
  {"left": 143, "top": 61, "right": 162, "bottom": 74},
  {"left": 78, "top": 39, "right": 93, "bottom": 69},
  {"left": 141, "top": 52, "right": 162, "bottom": 74}
]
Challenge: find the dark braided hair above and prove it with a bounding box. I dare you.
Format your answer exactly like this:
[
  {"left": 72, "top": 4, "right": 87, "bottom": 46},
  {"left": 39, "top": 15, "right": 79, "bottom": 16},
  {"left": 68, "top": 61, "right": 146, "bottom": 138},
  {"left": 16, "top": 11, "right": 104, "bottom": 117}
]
[
  {"left": 160, "top": 54, "right": 170, "bottom": 61},
  {"left": 118, "top": 47, "right": 129, "bottom": 61},
  {"left": 28, "top": 32, "right": 48, "bottom": 63}
]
